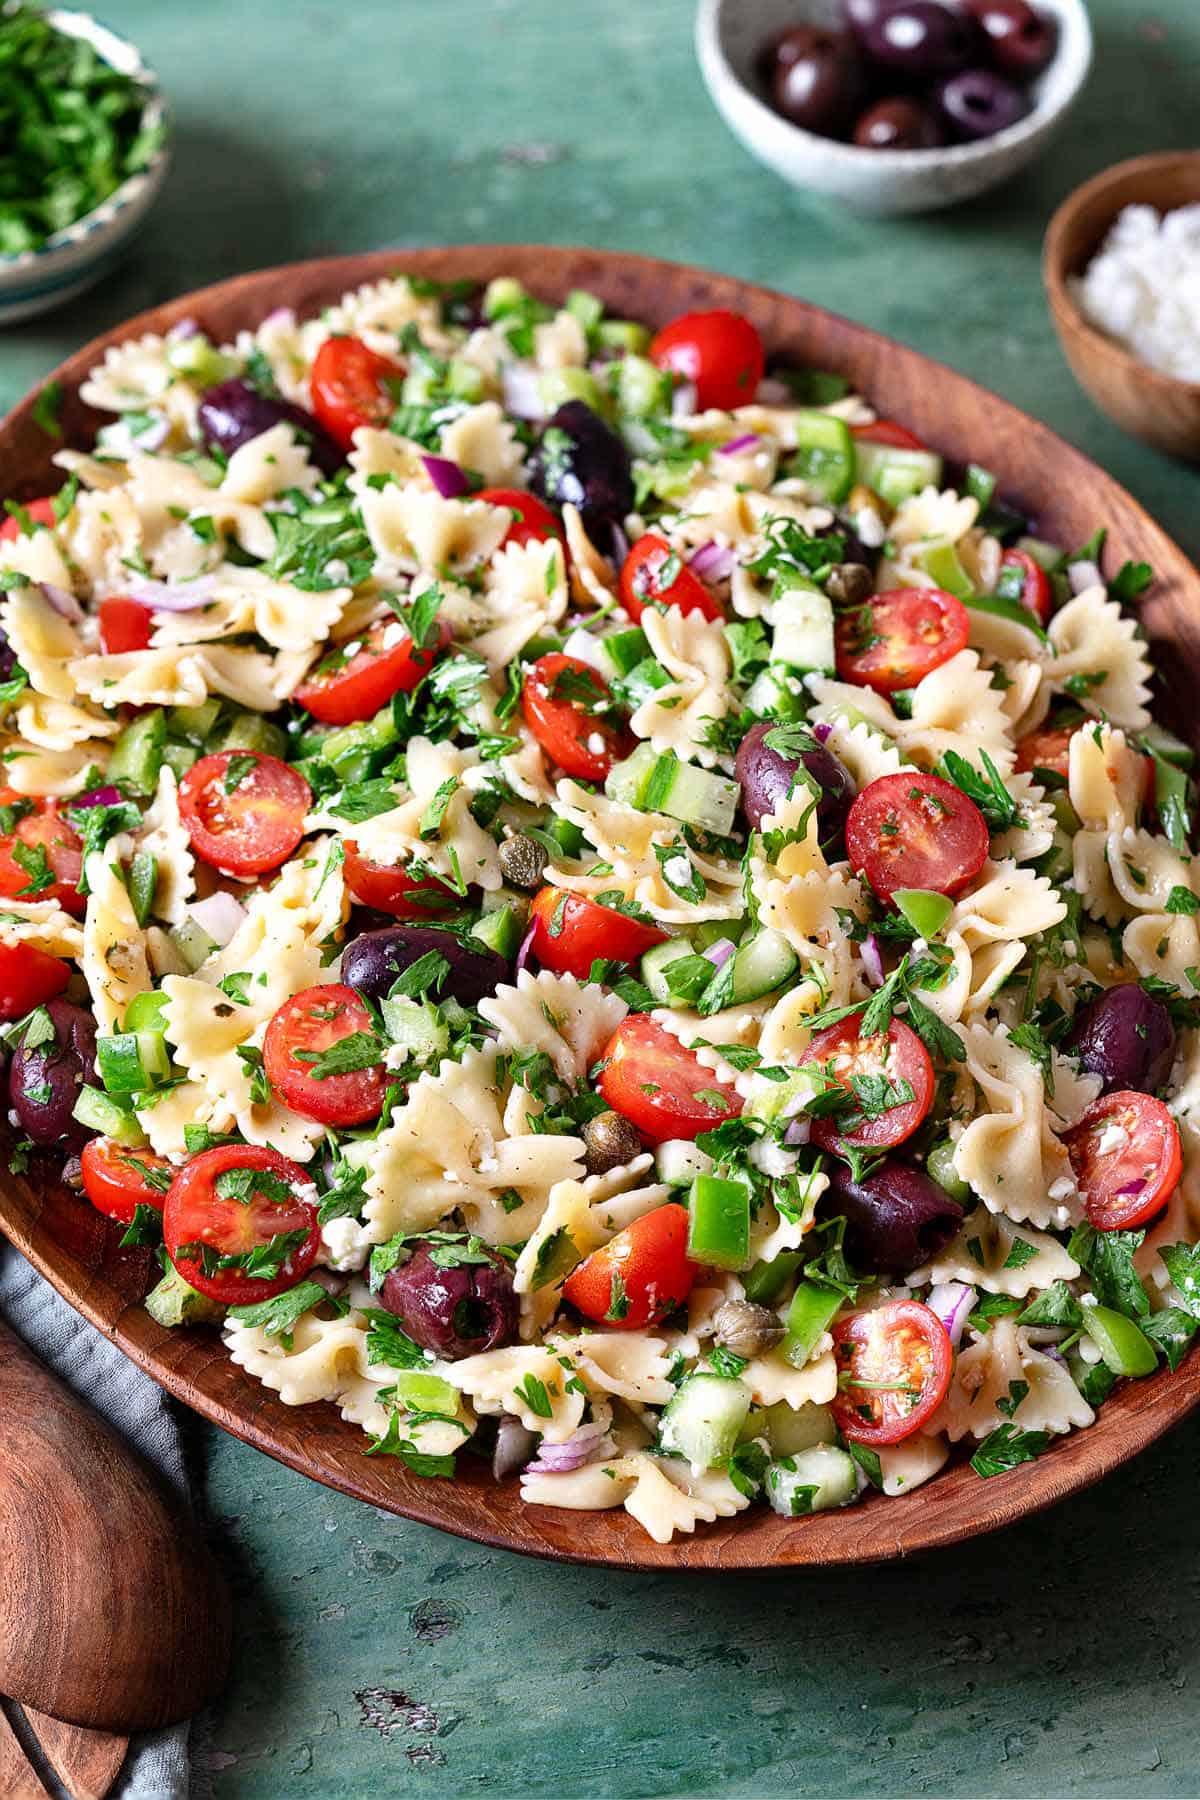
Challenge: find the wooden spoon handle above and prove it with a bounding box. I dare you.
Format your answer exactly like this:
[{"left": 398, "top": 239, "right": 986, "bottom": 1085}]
[{"left": 0, "top": 1314, "right": 231, "bottom": 1732}]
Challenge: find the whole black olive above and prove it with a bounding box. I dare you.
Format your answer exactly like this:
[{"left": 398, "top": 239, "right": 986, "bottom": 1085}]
[
  {"left": 0, "top": 626, "right": 16, "bottom": 685},
  {"left": 859, "top": 2, "right": 981, "bottom": 78},
  {"left": 9, "top": 999, "right": 97, "bottom": 1151},
  {"left": 822, "top": 1159, "right": 964, "bottom": 1273},
  {"left": 1068, "top": 984, "right": 1177, "bottom": 1097},
  {"left": 766, "top": 25, "right": 868, "bottom": 138},
  {"left": 735, "top": 720, "right": 856, "bottom": 836},
  {"left": 854, "top": 96, "right": 945, "bottom": 149},
  {"left": 935, "top": 66, "right": 1029, "bottom": 140},
  {"left": 342, "top": 924, "right": 509, "bottom": 1010},
  {"left": 963, "top": 0, "right": 1057, "bottom": 77},
  {"left": 527, "top": 401, "right": 634, "bottom": 546},
  {"left": 380, "top": 1240, "right": 518, "bottom": 1360},
  {"left": 198, "top": 378, "right": 344, "bottom": 478}
]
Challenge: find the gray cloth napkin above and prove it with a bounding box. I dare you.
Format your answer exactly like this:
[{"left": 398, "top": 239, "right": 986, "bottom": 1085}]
[{"left": 0, "top": 1245, "right": 190, "bottom": 1799}]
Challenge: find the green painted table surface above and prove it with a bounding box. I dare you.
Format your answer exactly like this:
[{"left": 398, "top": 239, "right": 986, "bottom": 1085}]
[{"left": 4, "top": 2, "right": 1200, "bottom": 1794}]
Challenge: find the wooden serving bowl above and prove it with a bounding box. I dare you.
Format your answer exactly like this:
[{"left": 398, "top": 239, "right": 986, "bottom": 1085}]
[
  {"left": 3, "top": 246, "right": 1199, "bottom": 1570},
  {"left": 1044, "top": 150, "right": 1200, "bottom": 461}
]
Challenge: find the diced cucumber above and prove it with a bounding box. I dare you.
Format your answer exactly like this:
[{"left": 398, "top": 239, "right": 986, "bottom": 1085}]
[
  {"left": 469, "top": 902, "right": 525, "bottom": 961},
  {"left": 763, "top": 1400, "right": 837, "bottom": 1457},
  {"left": 913, "top": 541, "right": 974, "bottom": 600},
  {"left": 320, "top": 706, "right": 399, "bottom": 778},
  {"left": 168, "top": 915, "right": 218, "bottom": 972},
  {"left": 160, "top": 742, "right": 199, "bottom": 780},
  {"left": 209, "top": 710, "right": 287, "bottom": 759},
  {"left": 389, "top": 1370, "right": 460, "bottom": 1415},
  {"left": 729, "top": 928, "right": 798, "bottom": 1005},
  {"left": 926, "top": 1137, "right": 969, "bottom": 1204},
  {"left": 694, "top": 918, "right": 746, "bottom": 952},
  {"left": 640, "top": 937, "right": 699, "bottom": 1004},
  {"left": 447, "top": 357, "right": 486, "bottom": 403},
  {"left": 605, "top": 742, "right": 660, "bottom": 806},
  {"left": 619, "top": 656, "right": 673, "bottom": 709},
  {"left": 597, "top": 626, "right": 651, "bottom": 680},
  {"left": 786, "top": 411, "right": 855, "bottom": 504},
  {"left": 124, "top": 988, "right": 169, "bottom": 1034},
  {"left": 565, "top": 289, "right": 604, "bottom": 333},
  {"left": 656, "top": 1138, "right": 713, "bottom": 1188},
  {"left": 169, "top": 698, "right": 222, "bottom": 742},
  {"left": 765, "top": 1445, "right": 858, "bottom": 1516},
  {"left": 380, "top": 996, "right": 448, "bottom": 1065},
  {"left": 687, "top": 1173, "right": 751, "bottom": 1271},
  {"left": 166, "top": 334, "right": 240, "bottom": 386},
  {"left": 1080, "top": 1303, "right": 1158, "bottom": 1377},
  {"left": 483, "top": 276, "right": 530, "bottom": 319},
  {"left": 780, "top": 1280, "right": 842, "bottom": 1369},
  {"left": 1141, "top": 723, "right": 1195, "bottom": 770},
  {"left": 538, "top": 368, "right": 604, "bottom": 414},
  {"left": 658, "top": 1373, "right": 752, "bottom": 1472},
  {"left": 771, "top": 579, "right": 835, "bottom": 675},
  {"left": 596, "top": 318, "right": 651, "bottom": 355},
  {"left": 742, "top": 1250, "right": 804, "bottom": 1305},
  {"left": 72, "top": 1085, "right": 147, "bottom": 1145},
  {"left": 641, "top": 751, "right": 739, "bottom": 835},
  {"left": 853, "top": 442, "right": 944, "bottom": 506},
  {"left": 107, "top": 708, "right": 165, "bottom": 796},
  {"left": 744, "top": 663, "right": 808, "bottom": 721},
  {"left": 96, "top": 1031, "right": 173, "bottom": 1095},
  {"left": 145, "top": 1266, "right": 225, "bottom": 1328},
  {"left": 612, "top": 353, "right": 671, "bottom": 417},
  {"left": 747, "top": 1067, "right": 822, "bottom": 1125}
]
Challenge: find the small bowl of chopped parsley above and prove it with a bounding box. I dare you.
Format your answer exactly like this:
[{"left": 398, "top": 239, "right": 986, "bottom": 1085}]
[{"left": 0, "top": 4, "right": 169, "bottom": 321}]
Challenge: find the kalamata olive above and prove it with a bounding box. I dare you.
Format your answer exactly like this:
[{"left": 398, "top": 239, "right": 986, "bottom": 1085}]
[
  {"left": 527, "top": 402, "right": 634, "bottom": 544},
  {"left": 342, "top": 924, "right": 509, "bottom": 1010},
  {"left": 0, "top": 627, "right": 16, "bottom": 685},
  {"left": 380, "top": 1239, "right": 518, "bottom": 1360},
  {"left": 823, "top": 1159, "right": 964, "bottom": 1274},
  {"left": 197, "top": 378, "right": 344, "bottom": 478},
  {"left": 1068, "top": 984, "right": 1177, "bottom": 1097},
  {"left": 936, "top": 67, "right": 1029, "bottom": 139},
  {"left": 9, "top": 999, "right": 96, "bottom": 1151},
  {"left": 854, "top": 95, "right": 945, "bottom": 149},
  {"left": 766, "top": 26, "right": 867, "bottom": 138},
  {"left": 860, "top": 3, "right": 981, "bottom": 78},
  {"left": 735, "top": 720, "right": 856, "bottom": 836},
  {"left": 845, "top": 0, "right": 903, "bottom": 29},
  {"left": 963, "top": 0, "right": 1057, "bottom": 77}
]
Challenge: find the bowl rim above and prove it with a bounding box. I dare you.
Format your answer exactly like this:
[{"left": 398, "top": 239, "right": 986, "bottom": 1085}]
[
  {"left": 1042, "top": 148, "right": 1200, "bottom": 400},
  {"left": 2, "top": 242, "right": 1199, "bottom": 1572},
  {"left": 694, "top": 0, "right": 1094, "bottom": 170},
  {"left": 0, "top": 4, "right": 171, "bottom": 271}
]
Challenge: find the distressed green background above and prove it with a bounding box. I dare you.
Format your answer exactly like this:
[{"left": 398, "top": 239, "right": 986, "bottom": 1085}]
[{"left": 6, "top": 1, "right": 1200, "bottom": 1794}]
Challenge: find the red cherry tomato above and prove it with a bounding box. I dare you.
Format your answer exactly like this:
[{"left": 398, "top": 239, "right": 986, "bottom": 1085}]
[
  {"left": 0, "top": 793, "right": 84, "bottom": 917},
  {"left": 163, "top": 1143, "right": 321, "bottom": 1305},
  {"left": 295, "top": 617, "right": 450, "bottom": 726},
  {"left": 835, "top": 588, "right": 969, "bottom": 695},
  {"left": 807, "top": 1012, "right": 934, "bottom": 1155},
  {"left": 528, "top": 887, "right": 666, "bottom": 980},
  {"left": 263, "top": 982, "right": 386, "bottom": 1126},
  {"left": 344, "top": 841, "right": 459, "bottom": 919},
  {"left": 1000, "top": 548, "right": 1053, "bottom": 626},
  {"left": 475, "top": 486, "right": 564, "bottom": 550},
  {"left": 521, "top": 653, "right": 630, "bottom": 782},
  {"left": 0, "top": 939, "right": 70, "bottom": 1020},
  {"left": 618, "top": 533, "right": 722, "bottom": 625},
  {"left": 1063, "top": 1090, "right": 1183, "bottom": 1232},
  {"left": 831, "top": 1300, "right": 953, "bottom": 1447},
  {"left": 80, "top": 1138, "right": 171, "bottom": 1226},
  {"left": 846, "top": 771, "right": 989, "bottom": 903},
  {"left": 562, "top": 1202, "right": 696, "bottom": 1329},
  {"left": 1014, "top": 723, "right": 1073, "bottom": 782},
  {"left": 309, "top": 335, "right": 404, "bottom": 451},
  {"left": 98, "top": 595, "right": 154, "bottom": 654},
  {"left": 597, "top": 1013, "right": 742, "bottom": 1144},
  {"left": 179, "top": 752, "right": 311, "bottom": 878},
  {"left": 851, "top": 420, "right": 929, "bottom": 452},
  {"left": 649, "top": 309, "right": 766, "bottom": 412},
  {"left": 0, "top": 496, "right": 57, "bottom": 541}
]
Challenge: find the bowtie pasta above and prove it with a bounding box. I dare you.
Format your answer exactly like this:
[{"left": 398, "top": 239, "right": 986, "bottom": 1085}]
[{"left": 4, "top": 276, "right": 1198, "bottom": 1548}]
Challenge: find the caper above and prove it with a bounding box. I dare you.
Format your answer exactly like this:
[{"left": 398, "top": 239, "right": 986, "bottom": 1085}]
[
  {"left": 582, "top": 1110, "right": 643, "bottom": 1176},
  {"left": 498, "top": 833, "right": 548, "bottom": 891},
  {"left": 713, "top": 1298, "right": 785, "bottom": 1360},
  {"left": 824, "top": 561, "right": 874, "bottom": 608}
]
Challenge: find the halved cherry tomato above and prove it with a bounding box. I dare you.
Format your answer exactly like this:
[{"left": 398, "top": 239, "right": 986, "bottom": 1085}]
[
  {"left": 164, "top": 1143, "right": 321, "bottom": 1305},
  {"left": 475, "top": 486, "right": 564, "bottom": 550},
  {"left": 851, "top": 420, "right": 928, "bottom": 452},
  {"left": 80, "top": 1138, "right": 171, "bottom": 1226},
  {"left": 0, "top": 792, "right": 84, "bottom": 916},
  {"left": 649, "top": 309, "right": 765, "bottom": 412},
  {"left": 1063, "top": 1090, "right": 1183, "bottom": 1231},
  {"left": 98, "top": 596, "right": 154, "bottom": 654},
  {"left": 521, "top": 653, "right": 630, "bottom": 782},
  {"left": 0, "top": 939, "right": 70, "bottom": 1020},
  {"left": 831, "top": 1300, "right": 953, "bottom": 1446},
  {"left": 1000, "top": 548, "right": 1053, "bottom": 626},
  {"left": 295, "top": 617, "right": 450, "bottom": 726},
  {"left": 835, "top": 588, "right": 969, "bottom": 695},
  {"left": 264, "top": 982, "right": 386, "bottom": 1127},
  {"left": 179, "top": 752, "right": 311, "bottom": 878},
  {"left": 528, "top": 888, "right": 666, "bottom": 981},
  {"left": 846, "top": 771, "right": 989, "bottom": 902},
  {"left": 0, "top": 496, "right": 57, "bottom": 541},
  {"left": 562, "top": 1202, "right": 696, "bottom": 1329},
  {"left": 619, "top": 533, "right": 722, "bottom": 624},
  {"left": 344, "top": 842, "right": 458, "bottom": 918},
  {"left": 807, "top": 1012, "right": 934, "bottom": 1155},
  {"left": 309, "top": 335, "right": 404, "bottom": 451},
  {"left": 1014, "top": 723, "right": 1074, "bottom": 782},
  {"left": 597, "top": 1013, "right": 742, "bottom": 1144}
]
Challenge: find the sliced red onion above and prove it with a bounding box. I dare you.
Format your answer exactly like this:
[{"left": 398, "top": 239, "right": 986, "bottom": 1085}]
[
  {"left": 609, "top": 521, "right": 630, "bottom": 570},
  {"left": 70, "top": 784, "right": 122, "bottom": 811},
  {"left": 166, "top": 317, "right": 201, "bottom": 342},
  {"left": 702, "top": 937, "right": 735, "bottom": 970},
  {"left": 755, "top": 377, "right": 792, "bottom": 406},
  {"left": 525, "top": 1426, "right": 614, "bottom": 1476},
  {"left": 719, "top": 433, "right": 761, "bottom": 456},
  {"left": 671, "top": 381, "right": 698, "bottom": 420},
  {"left": 812, "top": 720, "right": 833, "bottom": 744},
  {"left": 1113, "top": 1178, "right": 1146, "bottom": 1200},
  {"left": 40, "top": 582, "right": 83, "bottom": 623},
  {"left": 262, "top": 307, "right": 295, "bottom": 331},
  {"left": 1041, "top": 1344, "right": 1069, "bottom": 1367},
  {"left": 1068, "top": 559, "right": 1103, "bottom": 595},
  {"left": 689, "top": 540, "right": 736, "bottom": 583},
  {"left": 861, "top": 932, "right": 885, "bottom": 988},
  {"left": 927, "top": 1281, "right": 975, "bottom": 1347},
  {"left": 784, "top": 1117, "right": 811, "bottom": 1147},
  {"left": 500, "top": 363, "right": 546, "bottom": 422},
  {"left": 125, "top": 572, "right": 220, "bottom": 613},
  {"left": 421, "top": 454, "right": 470, "bottom": 500},
  {"left": 188, "top": 891, "right": 247, "bottom": 948},
  {"left": 515, "top": 921, "right": 537, "bottom": 974},
  {"left": 493, "top": 1414, "right": 538, "bottom": 1481}
]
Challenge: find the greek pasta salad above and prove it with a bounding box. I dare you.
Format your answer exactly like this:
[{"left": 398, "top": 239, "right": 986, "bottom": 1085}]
[{"left": 2, "top": 274, "right": 1199, "bottom": 1546}]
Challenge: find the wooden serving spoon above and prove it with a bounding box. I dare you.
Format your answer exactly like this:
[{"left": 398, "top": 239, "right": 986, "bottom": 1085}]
[{"left": 0, "top": 1314, "right": 232, "bottom": 1735}]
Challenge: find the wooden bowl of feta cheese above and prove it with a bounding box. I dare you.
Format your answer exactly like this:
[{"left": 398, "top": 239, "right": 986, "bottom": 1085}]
[{"left": 1044, "top": 151, "right": 1200, "bottom": 460}]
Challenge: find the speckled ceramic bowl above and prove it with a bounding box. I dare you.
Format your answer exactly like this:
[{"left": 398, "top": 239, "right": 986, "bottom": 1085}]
[
  {"left": 0, "top": 8, "right": 170, "bottom": 325},
  {"left": 695, "top": 0, "right": 1093, "bottom": 216}
]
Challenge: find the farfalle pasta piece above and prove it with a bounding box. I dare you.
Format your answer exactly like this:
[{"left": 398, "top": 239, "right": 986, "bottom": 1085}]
[
  {"left": 439, "top": 403, "right": 526, "bottom": 486},
  {"left": 80, "top": 853, "right": 151, "bottom": 1034},
  {"left": 137, "top": 767, "right": 195, "bottom": 925},
  {"left": 314, "top": 276, "right": 452, "bottom": 357},
  {"left": 0, "top": 897, "right": 84, "bottom": 960},
  {"left": 471, "top": 535, "right": 568, "bottom": 668},
  {"left": 953, "top": 1023, "right": 1078, "bottom": 1227},
  {"left": 344, "top": 736, "right": 505, "bottom": 893},
  {"left": 913, "top": 1205, "right": 1081, "bottom": 1298},
  {"left": 218, "top": 423, "right": 323, "bottom": 505},
  {"left": 895, "top": 650, "right": 1015, "bottom": 772},
  {"left": 479, "top": 969, "right": 627, "bottom": 1083},
  {"left": 358, "top": 483, "right": 507, "bottom": 577},
  {"left": 878, "top": 1435, "right": 949, "bottom": 1497},
  {"left": 629, "top": 606, "right": 732, "bottom": 769},
  {"left": 2, "top": 584, "right": 82, "bottom": 701},
  {"left": 935, "top": 1317, "right": 1094, "bottom": 1442},
  {"left": 1068, "top": 722, "right": 1146, "bottom": 830},
  {"left": 1123, "top": 912, "right": 1200, "bottom": 990},
  {"left": 951, "top": 860, "right": 1067, "bottom": 948},
  {"left": 80, "top": 333, "right": 200, "bottom": 438},
  {"left": 15, "top": 693, "right": 119, "bottom": 751},
  {"left": 1043, "top": 586, "right": 1152, "bottom": 729}
]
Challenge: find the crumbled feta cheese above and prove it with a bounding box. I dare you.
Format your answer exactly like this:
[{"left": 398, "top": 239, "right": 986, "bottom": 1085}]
[
  {"left": 749, "top": 1137, "right": 799, "bottom": 1179},
  {"left": 1095, "top": 1122, "right": 1129, "bottom": 1157},
  {"left": 320, "top": 1216, "right": 372, "bottom": 1273},
  {"left": 662, "top": 854, "right": 693, "bottom": 889},
  {"left": 380, "top": 620, "right": 408, "bottom": 650},
  {"left": 852, "top": 506, "right": 887, "bottom": 550},
  {"left": 1070, "top": 203, "right": 1200, "bottom": 383}
]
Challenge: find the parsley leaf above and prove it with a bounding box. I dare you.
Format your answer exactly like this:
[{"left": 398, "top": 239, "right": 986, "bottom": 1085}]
[
  {"left": 293, "top": 1030, "right": 384, "bottom": 1080},
  {"left": 970, "top": 1422, "right": 1049, "bottom": 1478}
]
